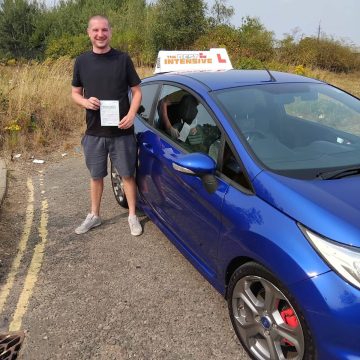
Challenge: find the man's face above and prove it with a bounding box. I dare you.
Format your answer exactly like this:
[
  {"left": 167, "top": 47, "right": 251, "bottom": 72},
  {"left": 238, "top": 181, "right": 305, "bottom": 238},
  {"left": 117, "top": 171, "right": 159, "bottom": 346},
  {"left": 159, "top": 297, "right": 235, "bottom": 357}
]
[{"left": 87, "top": 18, "right": 112, "bottom": 51}]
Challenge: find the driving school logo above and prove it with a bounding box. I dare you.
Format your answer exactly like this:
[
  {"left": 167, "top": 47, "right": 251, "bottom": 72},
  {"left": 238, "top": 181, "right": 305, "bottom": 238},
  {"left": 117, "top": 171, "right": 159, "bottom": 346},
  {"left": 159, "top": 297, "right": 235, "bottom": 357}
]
[
  {"left": 154, "top": 48, "right": 233, "bottom": 73},
  {"left": 164, "top": 53, "right": 213, "bottom": 65}
]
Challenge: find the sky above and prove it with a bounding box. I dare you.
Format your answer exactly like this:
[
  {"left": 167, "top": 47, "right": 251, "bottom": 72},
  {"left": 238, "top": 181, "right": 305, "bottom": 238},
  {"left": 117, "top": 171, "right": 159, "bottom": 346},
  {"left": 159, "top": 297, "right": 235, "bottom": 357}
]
[{"left": 209, "top": 0, "right": 360, "bottom": 47}]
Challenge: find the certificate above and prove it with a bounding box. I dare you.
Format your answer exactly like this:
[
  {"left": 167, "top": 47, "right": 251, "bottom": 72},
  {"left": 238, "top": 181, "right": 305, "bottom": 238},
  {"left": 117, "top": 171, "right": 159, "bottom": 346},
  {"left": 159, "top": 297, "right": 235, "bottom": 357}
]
[
  {"left": 178, "top": 122, "right": 191, "bottom": 142},
  {"left": 100, "top": 100, "right": 120, "bottom": 126}
]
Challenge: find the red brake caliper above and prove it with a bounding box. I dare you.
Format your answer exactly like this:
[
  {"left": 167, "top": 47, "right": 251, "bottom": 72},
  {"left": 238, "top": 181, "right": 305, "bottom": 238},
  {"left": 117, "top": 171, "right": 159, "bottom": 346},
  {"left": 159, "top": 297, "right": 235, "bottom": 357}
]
[{"left": 280, "top": 308, "right": 299, "bottom": 346}]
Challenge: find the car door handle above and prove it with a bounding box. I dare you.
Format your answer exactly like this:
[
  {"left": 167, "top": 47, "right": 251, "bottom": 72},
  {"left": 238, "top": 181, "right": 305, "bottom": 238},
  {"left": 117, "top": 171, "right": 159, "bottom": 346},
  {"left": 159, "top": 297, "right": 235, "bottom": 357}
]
[{"left": 142, "top": 142, "right": 154, "bottom": 154}]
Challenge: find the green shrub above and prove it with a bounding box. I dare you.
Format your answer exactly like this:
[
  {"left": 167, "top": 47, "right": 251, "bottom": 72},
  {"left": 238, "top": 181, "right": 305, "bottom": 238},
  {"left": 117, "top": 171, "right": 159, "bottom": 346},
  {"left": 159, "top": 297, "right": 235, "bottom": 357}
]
[
  {"left": 277, "top": 35, "right": 360, "bottom": 73},
  {"left": 194, "top": 18, "right": 274, "bottom": 68},
  {"left": 234, "top": 57, "right": 264, "bottom": 69},
  {"left": 45, "top": 34, "right": 89, "bottom": 59},
  {"left": 263, "top": 60, "right": 290, "bottom": 72},
  {"left": 238, "top": 16, "right": 274, "bottom": 62}
]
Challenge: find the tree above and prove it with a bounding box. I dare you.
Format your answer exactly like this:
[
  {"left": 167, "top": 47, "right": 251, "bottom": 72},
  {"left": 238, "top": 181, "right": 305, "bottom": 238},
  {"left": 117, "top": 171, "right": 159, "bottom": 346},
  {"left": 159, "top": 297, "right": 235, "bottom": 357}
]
[
  {"left": 46, "top": 0, "right": 127, "bottom": 39},
  {"left": 149, "top": 0, "right": 207, "bottom": 52},
  {"left": 110, "top": 0, "right": 148, "bottom": 65},
  {"left": 194, "top": 24, "right": 240, "bottom": 55},
  {"left": 209, "top": 0, "right": 234, "bottom": 26},
  {"left": 0, "top": 0, "right": 42, "bottom": 58},
  {"left": 238, "top": 16, "right": 274, "bottom": 62},
  {"left": 43, "top": 0, "right": 128, "bottom": 60}
]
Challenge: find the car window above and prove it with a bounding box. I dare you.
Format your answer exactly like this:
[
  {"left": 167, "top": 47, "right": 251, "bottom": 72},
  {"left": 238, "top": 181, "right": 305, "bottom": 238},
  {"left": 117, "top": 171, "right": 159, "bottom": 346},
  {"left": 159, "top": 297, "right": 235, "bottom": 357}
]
[
  {"left": 284, "top": 90, "right": 360, "bottom": 136},
  {"left": 217, "top": 88, "right": 268, "bottom": 135},
  {"left": 221, "top": 141, "right": 250, "bottom": 189},
  {"left": 137, "top": 84, "right": 159, "bottom": 122},
  {"left": 215, "top": 83, "right": 360, "bottom": 179},
  {"left": 155, "top": 85, "right": 221, "bottom": 162}
]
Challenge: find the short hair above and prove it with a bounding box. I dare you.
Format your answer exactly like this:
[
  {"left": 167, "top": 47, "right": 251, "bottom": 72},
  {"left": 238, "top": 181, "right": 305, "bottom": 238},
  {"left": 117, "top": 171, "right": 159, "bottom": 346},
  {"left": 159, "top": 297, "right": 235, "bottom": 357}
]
[{"left": 88, "top": 15, "right": 111, "bottom": 29}]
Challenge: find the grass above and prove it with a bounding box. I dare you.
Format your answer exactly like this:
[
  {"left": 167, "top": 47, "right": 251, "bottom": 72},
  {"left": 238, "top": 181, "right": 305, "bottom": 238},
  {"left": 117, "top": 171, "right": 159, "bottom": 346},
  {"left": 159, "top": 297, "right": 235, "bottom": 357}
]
[
  {"left": 0, "top": 57, "right": 84, "bottom": 155},
  {"left": 0, "top": 59, "right": 359, "bottom": 156},
  {"left": 308, "top": 68, "right": 360, "bottom": 97}
]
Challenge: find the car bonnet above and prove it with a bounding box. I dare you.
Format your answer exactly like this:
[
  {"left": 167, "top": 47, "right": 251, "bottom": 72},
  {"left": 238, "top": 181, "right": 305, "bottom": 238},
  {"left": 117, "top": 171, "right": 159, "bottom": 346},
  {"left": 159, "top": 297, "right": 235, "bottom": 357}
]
[{"left": 252, "top": 171, "right": 360, "bottom": 247}]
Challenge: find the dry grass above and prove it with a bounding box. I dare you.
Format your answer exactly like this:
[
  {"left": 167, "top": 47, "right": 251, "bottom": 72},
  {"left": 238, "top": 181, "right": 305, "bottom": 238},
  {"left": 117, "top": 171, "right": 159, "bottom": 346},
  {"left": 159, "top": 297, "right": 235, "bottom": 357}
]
[
  {"left": 136, "top": 66, "right": 153, "bottom": 79},
  {"left": 0, "top": 57, "right": 84, "bottom": 156},
  {"left": 308, "top": 69, "right": 360, "bottom": 98},
  {"left": 0, "top": 61, "right": 359, "bottom": 156}
]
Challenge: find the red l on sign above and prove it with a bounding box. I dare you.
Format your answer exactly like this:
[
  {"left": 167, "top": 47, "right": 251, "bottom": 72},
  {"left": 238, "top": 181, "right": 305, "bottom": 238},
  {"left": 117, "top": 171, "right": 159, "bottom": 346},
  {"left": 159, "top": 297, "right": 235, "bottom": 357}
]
[{"left": 217, "top": 53, "right": 227, "bottom": 63}]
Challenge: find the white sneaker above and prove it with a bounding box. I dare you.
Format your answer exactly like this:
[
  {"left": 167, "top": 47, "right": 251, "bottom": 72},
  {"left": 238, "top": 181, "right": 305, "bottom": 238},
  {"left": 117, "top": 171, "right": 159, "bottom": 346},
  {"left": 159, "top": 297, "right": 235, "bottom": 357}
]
[
  {"left": 128, "top": 215, "right": 142, "bottom": 236},
  {"left": 75, "top": 213, "right": 101, "bottom": 234}
]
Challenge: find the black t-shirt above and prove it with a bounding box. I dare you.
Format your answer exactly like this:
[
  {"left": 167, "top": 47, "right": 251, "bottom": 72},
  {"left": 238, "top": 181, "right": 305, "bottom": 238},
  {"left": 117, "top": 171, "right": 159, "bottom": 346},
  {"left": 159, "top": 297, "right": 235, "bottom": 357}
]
[{"left": 72, "top": 48, "right": 141, "bottom": 137}]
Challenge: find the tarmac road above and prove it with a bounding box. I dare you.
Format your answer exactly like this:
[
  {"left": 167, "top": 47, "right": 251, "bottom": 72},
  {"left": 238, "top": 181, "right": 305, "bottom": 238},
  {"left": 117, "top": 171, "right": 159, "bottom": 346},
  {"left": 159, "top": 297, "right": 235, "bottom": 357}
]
[{"left": 0, "top": 153, "right": 250, "bottom": 360}]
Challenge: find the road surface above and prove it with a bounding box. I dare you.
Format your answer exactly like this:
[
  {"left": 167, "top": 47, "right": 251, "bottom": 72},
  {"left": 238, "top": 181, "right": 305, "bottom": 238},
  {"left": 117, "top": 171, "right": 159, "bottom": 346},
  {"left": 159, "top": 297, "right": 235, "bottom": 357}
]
[{"left": 0, "top": 152, "right": 249, "bottom": 359}]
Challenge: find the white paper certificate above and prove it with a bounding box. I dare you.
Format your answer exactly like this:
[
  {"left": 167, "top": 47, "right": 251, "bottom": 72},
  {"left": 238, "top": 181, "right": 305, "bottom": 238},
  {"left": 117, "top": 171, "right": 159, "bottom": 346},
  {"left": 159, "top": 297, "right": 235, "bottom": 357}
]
[
  {"left": 178, "top": 122, "right": 191, "bottom": 142},
  {"left": 100, "top": 100, "right": 120, "bottom": 126}
]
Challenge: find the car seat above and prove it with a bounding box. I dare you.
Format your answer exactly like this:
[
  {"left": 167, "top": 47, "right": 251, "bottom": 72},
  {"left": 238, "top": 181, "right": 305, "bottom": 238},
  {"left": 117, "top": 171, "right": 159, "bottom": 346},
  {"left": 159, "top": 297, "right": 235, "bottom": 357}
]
[
  {"left": 156, "top": 94, "right": 198, "bottom": 132},
  {"left": 177, "top": 94, "right": 198, "bottom": 125}
]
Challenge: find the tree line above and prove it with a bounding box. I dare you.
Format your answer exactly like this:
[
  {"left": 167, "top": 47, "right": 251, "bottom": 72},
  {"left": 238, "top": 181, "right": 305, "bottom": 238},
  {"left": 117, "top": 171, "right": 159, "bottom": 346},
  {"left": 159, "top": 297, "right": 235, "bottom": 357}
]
[{"left": 0, "top": 0, "right": 359, "bottom": 73}]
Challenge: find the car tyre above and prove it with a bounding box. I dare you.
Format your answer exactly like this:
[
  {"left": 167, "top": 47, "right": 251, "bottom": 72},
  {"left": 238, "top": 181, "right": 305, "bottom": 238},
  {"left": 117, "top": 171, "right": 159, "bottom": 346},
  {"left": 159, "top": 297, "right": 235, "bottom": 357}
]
[
  {"left": 110, "top": 162, "right": 128, "bottom": 208},
  {"left": 227, "top": 262, "right": 315, "bottom": 360}
]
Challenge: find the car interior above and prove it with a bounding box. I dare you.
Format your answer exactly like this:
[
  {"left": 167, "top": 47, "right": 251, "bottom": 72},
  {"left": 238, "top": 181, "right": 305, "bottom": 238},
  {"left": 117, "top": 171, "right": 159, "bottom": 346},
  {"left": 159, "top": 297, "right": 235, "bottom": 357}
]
[
  {"left": 156, "top": 90, "right": 221, "bottom": 158},
  {"left": 219, "top": 86, "right": 360, "bottom": 173}
]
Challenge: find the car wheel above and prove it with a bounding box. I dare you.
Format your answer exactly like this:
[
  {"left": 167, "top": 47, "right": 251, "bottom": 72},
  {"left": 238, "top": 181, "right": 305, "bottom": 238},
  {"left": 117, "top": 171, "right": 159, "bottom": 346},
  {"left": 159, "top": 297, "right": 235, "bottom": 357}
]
[
  {"left": 227, "top": 262, "right": 315, "bottom": 360},
  {"left": 110, "top": 162, "right": 128, "bottom": 208}
]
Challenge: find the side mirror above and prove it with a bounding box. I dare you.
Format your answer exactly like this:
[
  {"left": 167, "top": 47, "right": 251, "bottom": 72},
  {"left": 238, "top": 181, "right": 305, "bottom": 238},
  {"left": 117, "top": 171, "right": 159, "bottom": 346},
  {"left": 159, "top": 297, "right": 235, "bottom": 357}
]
[{"left": 172, "top": 153, "right": 218, "bottom": 193}]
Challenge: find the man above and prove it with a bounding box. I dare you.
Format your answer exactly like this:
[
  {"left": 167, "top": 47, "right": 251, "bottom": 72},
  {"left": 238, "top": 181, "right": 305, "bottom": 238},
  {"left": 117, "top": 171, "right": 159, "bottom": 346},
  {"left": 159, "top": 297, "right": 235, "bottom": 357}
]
[
  {"left": 71, "top": 15, "right": 142, "bottom": 236},
  {"left": 158, "top": 93, "right": 199, "bottom": 139}
]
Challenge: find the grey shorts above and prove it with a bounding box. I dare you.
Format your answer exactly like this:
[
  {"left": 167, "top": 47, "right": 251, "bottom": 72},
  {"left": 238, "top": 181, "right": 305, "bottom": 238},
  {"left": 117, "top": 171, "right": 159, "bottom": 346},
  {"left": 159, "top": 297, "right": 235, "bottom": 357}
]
[{"left": 82, "top": 134, "right": 137, "bottom": 179}]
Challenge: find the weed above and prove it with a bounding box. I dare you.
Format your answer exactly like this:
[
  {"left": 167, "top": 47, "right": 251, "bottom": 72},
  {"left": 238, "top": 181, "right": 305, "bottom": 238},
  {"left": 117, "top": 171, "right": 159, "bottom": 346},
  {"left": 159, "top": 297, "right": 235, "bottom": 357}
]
[{"left": 0, "top": 57, "right": 83, "bottom": 155}]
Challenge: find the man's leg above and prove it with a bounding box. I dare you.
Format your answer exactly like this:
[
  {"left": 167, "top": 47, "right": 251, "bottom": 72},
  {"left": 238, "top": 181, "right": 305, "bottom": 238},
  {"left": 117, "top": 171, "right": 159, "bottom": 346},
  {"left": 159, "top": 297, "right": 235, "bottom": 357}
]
[
  {"left": 110, "top": 135, "right": 142, "bottom": 235},
  {"left": 123, "top": 175, "right": 142, "bottom": 235},
  {"left": 75, "top": 135, "right": 107, "bottom": 234},
  {"left": 90, "top": 178, "right": 104, "bottom": 216},
  {"left": 75, "top": 178, "right": 103, "bottom": 234},
  {"left": 122, "top": 176, "right": 137, "bottom": 216}
]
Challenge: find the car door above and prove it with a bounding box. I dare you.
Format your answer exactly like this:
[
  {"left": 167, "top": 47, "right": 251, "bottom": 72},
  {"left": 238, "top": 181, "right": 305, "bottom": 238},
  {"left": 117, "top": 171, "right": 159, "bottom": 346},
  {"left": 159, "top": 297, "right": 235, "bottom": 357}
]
[{"left": 137, "top": 84, "right": 228, "bottom": 275}]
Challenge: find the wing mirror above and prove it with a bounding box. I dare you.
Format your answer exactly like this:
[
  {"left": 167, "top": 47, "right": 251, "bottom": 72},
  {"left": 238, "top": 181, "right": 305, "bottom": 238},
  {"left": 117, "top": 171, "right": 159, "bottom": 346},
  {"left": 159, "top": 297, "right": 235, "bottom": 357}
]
[{"left": 172, "top": 153, "right": 218, "bottom": 193}]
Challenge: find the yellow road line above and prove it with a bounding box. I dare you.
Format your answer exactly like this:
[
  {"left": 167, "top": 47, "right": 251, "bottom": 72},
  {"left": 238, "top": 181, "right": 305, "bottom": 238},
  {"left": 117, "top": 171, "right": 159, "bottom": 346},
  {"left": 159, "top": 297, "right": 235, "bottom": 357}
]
[
  {"left": 9, "top": 199, "right": 48, "bottom": 331},
  {"left": 0, "top": 178, "right": 34, "bottom": 315}
]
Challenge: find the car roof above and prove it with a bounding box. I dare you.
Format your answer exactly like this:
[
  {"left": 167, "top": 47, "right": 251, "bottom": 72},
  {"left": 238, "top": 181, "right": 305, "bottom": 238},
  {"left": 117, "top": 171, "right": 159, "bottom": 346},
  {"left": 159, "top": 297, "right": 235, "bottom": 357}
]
[{"left": 142, "top": 69, "right": 323, "bottom": 91}]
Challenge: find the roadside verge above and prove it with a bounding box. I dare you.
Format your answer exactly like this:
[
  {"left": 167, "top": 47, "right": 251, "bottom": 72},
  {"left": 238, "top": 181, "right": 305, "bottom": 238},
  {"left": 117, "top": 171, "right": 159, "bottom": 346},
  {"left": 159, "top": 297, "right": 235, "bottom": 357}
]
[{"left": 0, "top": 159, "right": 7, "bottom": 207}]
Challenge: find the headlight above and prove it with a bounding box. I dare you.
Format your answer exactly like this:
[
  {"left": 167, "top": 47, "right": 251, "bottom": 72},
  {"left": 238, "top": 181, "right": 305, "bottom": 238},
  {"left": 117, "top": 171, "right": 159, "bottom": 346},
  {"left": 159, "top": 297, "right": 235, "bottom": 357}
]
[{"left": 299, "top": 224, "right": 360, "bottom": 289}]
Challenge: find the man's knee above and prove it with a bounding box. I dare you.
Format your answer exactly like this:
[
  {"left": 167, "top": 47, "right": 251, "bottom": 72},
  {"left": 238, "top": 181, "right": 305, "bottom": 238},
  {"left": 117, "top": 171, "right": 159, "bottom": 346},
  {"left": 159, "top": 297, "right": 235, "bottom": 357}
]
[
  {"left": 122, "top": 175, "right": 135, "bottom": 183},
  {"left": 91, "top": 177, "right": 104, "bottom": 183}
]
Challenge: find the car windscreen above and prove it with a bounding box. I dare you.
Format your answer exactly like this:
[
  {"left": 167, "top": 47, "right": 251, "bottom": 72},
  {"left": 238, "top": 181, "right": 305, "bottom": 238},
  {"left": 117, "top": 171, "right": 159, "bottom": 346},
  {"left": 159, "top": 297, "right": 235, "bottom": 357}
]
[{"left": 214, "top": 83, "right": 360, "bottom": 179}]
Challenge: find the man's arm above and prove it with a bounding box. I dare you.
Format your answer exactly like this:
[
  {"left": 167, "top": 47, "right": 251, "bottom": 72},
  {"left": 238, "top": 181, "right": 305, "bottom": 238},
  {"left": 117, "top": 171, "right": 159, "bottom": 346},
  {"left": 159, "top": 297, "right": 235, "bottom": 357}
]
[
  {"left": 71, "top": 86, "right": 100, "bottom": 111},
  {"left": 160, "top": 97, "right": 172, "bottom": 131},
  {"left": 118, "top": 85, "right": 142, "bottom": 129},
  {"left": 160, "top": 97, "right": 180, "bottom": 139}
]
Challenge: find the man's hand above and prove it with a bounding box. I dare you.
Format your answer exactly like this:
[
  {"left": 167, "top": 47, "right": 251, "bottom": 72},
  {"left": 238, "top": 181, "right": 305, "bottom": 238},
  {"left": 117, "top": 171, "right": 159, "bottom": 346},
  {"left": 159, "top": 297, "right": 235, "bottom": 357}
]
[
  {"left": 84, "top": 97, "right": 100, "bottom": 110},
  {"left": 119, "top": 112, "right": 136, "bottom": 129},
  {"left": 118, "top": 85, "right": 141, "bottom": 129},
  {"left": 71, "top": 87, "right": 100, "bottom": 110},
  {"left": 166, "top": 126, "right": 180, "bottom": 139}
]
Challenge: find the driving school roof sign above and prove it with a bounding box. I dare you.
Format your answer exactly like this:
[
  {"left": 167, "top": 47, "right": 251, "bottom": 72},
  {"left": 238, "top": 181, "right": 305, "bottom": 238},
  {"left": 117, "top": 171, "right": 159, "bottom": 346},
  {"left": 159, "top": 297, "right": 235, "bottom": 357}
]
[{"left": 154, "top": 48, "right": 233, "bottom": 73}]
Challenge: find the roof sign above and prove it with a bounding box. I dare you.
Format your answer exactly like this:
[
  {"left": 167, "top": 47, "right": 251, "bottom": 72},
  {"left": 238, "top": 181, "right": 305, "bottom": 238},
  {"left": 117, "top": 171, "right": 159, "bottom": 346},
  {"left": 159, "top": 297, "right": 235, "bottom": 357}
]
[{"left": 154, "top": 48, "right": 233, "bottom": 74}]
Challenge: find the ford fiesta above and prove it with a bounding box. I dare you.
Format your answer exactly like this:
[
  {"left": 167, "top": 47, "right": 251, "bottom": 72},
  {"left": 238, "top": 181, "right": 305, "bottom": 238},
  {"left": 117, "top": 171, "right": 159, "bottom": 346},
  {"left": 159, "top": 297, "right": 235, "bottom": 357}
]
[{"left": 111, "top": 50, "right": 360, "bottom": 360}]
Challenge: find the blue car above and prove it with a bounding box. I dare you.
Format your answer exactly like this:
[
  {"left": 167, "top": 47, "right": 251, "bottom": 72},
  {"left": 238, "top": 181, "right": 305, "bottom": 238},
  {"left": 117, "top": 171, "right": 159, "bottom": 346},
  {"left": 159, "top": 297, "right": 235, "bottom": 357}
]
[{"left": 111, "top": 62, "right": 360, "bottom": 359}]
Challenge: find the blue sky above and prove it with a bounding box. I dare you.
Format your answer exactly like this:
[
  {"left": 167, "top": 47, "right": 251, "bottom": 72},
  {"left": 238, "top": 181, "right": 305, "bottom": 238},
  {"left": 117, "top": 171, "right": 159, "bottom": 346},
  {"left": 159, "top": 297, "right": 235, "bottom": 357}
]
[{"left": 208, "top": 0, "right": 359, "bottom": 47}]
